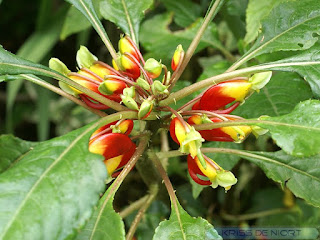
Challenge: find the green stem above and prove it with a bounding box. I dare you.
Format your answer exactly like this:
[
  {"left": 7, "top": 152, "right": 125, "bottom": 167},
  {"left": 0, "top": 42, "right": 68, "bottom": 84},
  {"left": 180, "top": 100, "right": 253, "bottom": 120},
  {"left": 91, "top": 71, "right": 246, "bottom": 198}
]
[
  {"left": 171, "top": 0, "right": 224, "bottom": 87},
  {"left": 21, "top": 74, "right": 107, "bottom": 117},
  {"left": 119, "top": 195, "right": 149, "bottom": 218},
  {"left": 156, "top": 150, "right": 184, "bottom": 159},
  {"left": 221, "top": 208, "right": 293, "bottom": 221},
  {"left": 126, "top": 184, "right": 158, "bottom": 240}
]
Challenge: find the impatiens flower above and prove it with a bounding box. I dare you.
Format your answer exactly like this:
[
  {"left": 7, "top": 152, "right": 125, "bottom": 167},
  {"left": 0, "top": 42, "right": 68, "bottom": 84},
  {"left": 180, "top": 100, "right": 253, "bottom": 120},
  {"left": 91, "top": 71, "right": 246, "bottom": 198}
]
[
  {"left": 188, "top": 115, "right": 252, "bottom": 143},
  {"left": 89, "top": 132, "right": 136, "bottom": 177},
  {"left": 171, "top": 44, "right": 184, "bottom": 71},
  {"left": 119, "top": 54, "right": 141, "bottom": 80},
  {"left": 187, "top": 154, "right": 237, "bottom": 191},
  {"left": 193, "top": 72, "right": 272, "bottom": 112},
  {"left": 118, "top": 35, "right": 140, "bottom": 61}
]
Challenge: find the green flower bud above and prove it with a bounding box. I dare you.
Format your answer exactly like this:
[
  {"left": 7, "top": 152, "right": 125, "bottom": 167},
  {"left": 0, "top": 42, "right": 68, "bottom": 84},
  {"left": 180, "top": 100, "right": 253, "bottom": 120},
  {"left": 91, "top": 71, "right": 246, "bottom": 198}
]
[
  {"left": 123, "top": 86, "right": 136, "bottom": 98},
  {"left": 76, "top": 46, "right": 98, "bottom": 69},
  {"left": 144, "top": 58, "right": 162, "bottom": 78},
  {"left": 120, "top": 95, "right": 139, "bottom": 110},
  {"left": 136, "top": 77, "right": 151, "bottom": 91},
  {"left": 249, "top": 71, "right": 272, "bottom": 92},
  {"left": 151, "top": 80, "right": 169, "bottom": 95},
  {"left": 138, "top": 99, "right": 154, "bottom": 119}
]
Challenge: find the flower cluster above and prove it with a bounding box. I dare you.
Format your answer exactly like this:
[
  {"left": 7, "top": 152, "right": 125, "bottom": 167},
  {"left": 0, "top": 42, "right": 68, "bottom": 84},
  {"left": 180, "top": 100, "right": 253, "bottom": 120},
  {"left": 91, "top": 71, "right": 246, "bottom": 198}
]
[{"left": 49, "top": 35, "right": 271, "bottom": 190}]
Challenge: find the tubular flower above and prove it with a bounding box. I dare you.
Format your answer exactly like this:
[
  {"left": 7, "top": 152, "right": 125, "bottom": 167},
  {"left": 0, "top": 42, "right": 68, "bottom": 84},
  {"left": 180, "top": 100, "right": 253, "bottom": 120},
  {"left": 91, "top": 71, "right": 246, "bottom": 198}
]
[
  {"left": 171, "top": 44, "right": 184, "bottom": 71},
  {"left": 187, "top": 154, "right": 237, "bottom": 191},
  {"left": 188, "top": 115, "right": 252, "bottom": 143},
  {"left": 89, "top": 131, "right": 136, "bottom": 177},
  {"left": 119, "top": 54, "right": 141, "bottom": 80},
  {"left": 118, "top": 35, "right": 140, "bottom": 61},
  {"left": 193, "top": 72, "right": 272, "bottom": 112}
]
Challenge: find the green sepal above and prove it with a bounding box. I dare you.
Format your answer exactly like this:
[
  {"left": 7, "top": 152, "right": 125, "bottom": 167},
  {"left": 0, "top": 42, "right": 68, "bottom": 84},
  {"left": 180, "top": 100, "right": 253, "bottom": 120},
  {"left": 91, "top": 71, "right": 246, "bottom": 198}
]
[
  {"left": 144, "top": 58, "right": 162, "bottom": 78},
  {"left": 136, "top": 77, "right": 150, "bottom": 90},
  {"left": 249, "top": 71, "right": 272, "bottom": 91},
  {"left": 151, "top": 80, "right": 169, "bottom": 95},
  {"left": 138, "top": 99, "right": 154, "bottom": 119},
  {"left": 76, "top": 46, "right": 98, "bottom": 69},
  {"left": 123, "top": 86, "right": 136, "bottom": 98},
  {"left": 49, "top": 58, "right": 70, "bottom": 76},
  {"left": 98, "top": 81, "right": 113, "bottom": 95},
  {"left": 216, "top": 170, "right": 238, "bottom": 191}
]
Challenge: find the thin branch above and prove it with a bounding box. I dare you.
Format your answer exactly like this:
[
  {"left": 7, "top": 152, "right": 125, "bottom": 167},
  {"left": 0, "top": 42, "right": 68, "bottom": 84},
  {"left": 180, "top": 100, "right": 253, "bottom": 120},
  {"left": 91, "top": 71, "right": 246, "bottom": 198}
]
[
  {"left": 221, "top": 208, "right": 293, "bottom": 221},
  {"left": 126, "top": 184, "right": 158, "bottom": 240},
  {"left": 171, "top": 0, "right": 224, "bottom": 86},
  {"left": 119, "top": 195, "right": 149, "bottom": 218}
]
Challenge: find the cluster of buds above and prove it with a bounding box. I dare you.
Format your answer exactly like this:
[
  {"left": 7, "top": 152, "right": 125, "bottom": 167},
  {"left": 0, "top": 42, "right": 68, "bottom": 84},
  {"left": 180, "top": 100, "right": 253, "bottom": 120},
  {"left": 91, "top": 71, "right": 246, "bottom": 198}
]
[
  {"left": 169, "top": 71, "right": 272, "bottom": 191},
  {"left": 49, "top": 34, "right": 271, "bottom": 191},
  {"left": 88, "top": 119, "right": 136, "bottom": 178}
]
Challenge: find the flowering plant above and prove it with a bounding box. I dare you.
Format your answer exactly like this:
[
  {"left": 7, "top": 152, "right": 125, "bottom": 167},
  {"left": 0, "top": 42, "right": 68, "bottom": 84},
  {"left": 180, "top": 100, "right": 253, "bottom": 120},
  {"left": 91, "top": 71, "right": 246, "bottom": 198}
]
[{"left": 1, "top": 0, "right": 320, "bottom": 239}]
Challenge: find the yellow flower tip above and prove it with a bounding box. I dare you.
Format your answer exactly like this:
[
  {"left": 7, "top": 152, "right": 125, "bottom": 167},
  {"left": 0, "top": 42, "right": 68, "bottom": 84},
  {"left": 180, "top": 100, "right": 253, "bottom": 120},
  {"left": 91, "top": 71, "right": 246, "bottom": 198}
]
[{"left": 104, "top": 155, "right": 123, "bottom": 176}]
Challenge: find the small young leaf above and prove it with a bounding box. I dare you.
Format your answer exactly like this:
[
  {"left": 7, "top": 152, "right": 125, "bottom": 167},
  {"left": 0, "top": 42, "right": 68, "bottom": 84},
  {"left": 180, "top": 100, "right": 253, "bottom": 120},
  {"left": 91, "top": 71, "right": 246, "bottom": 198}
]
[
  {"left": 0, "top": 135, "right": 38, "bottom": 174},
  {"left": 258, "top": 100, "right": 320, "bottom": 157},
  {"left": 0, "top": 125, "right": 107, "bottom": 240},
  {"left": 153, "top": 200, "right": 222, "bottom": 240},
  {"left": 238, "top": 150, "right": 320, "bottom": 208},
  {"left": 75, "top": 187, "right": 125, "bottom": 240},
  {"left": 100, "top": 0, "right": 153, "bottom": 43}
]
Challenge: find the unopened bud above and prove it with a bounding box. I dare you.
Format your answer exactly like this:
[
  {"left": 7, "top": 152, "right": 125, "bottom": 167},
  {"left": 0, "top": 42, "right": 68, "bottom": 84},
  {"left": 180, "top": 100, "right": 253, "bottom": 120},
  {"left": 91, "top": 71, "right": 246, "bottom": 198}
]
[
  {"left": 171, "top": 44, "right": 184, "bottom": 71},
  {"left": 151, "top": 80, "right": 169, "bottom": 95},
  {"left": 123, "top": 86, "right": 136, "bottom": 98},
  {"left": 144, "top": 58, "right": 162, "bottom": 79},
  {"left": 138, "top": 99, "right": 154, "bottom": 119},
  {"left": 136, "top": 77, "right": 150, "bottom": 91},
  {"left": 121, "top": 95, "right": 139, "bottom": 110},
  {"left": 119, "top": 36, "right": 139, "bottom": 61},
  {"left": 99, "top": 79, "right": 126, "bottom": 95}
]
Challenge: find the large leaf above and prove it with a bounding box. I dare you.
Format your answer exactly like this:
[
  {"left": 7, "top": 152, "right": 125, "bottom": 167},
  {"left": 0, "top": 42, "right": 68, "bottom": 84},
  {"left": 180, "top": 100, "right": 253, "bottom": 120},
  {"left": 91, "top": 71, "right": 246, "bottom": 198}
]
[
  {"left": 153, "top": 200, "right": 222, "bottom": 240},
  {"left": 60, "top": 0, "right": 102, "bottom": 40},
  {"left": 238, "top": 0, "right": 320, "bottom": 65},
  {"left": 0, "top": 135, "right": 37, "bottom": 174},
  {"left": 234, "top": 72, "right": 313, "bottom": 118},
  {"left": 100, "top": 0, "right": 153, "bottom": 44},
  {"left": 264, "top": 43, "right": 320, "bottom": 97},
  {"left": 237, "top": 150, "right": 320, "bottom": 208},
  {"left": 0, "top": 125, "right": 107, "bottom": 239},
  {"left": 140, "top": 13, "right": 222, "bottom": 62},
  {"left": 161, "top": 0, "right": 201, "bottom": 28},
  {"left": 258, "top": 100, "right": 320, "bottom": 157},
  {"left": 244, "top": 0, "right": 291, "bottom": 44},
  {"left": 75, "top": 187, "right": 125, "bottom": 240}
]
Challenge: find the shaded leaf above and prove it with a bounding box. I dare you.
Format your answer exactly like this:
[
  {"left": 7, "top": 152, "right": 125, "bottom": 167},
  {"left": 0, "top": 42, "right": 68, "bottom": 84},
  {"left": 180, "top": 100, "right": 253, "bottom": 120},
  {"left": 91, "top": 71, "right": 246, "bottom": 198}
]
[
  {"left": 0, "top": 75, "right": 22, "bottom": 83},
  {"left": 0, "top": 135, "right": 37, "bottom": 174},
  {"left": 140, "top": 13, "right": 222, "bottom": 62},
  {"left": 153, "top": 200, "right": 222, "bottom": 240},
  {"left": 244, "top": 0, "right": 292, "bottom": 44},
  {"left": 258, "top": 100, "right": 320, "bottom": 157},
  {"left": 100, "top": 0, "right": 153, "bottom": 43},
  {"left": 238, "top": 150, "right": 320, "bottom": 208},
  {"left": 234, "top": 72, "right": 313, "bottom": 118},
  {"left": 60, "top": 0, "right": 102, "bottom": 40},
  {"left": 161, "top": 0, "right": 201, "bottom": 28},
  {"left": 0, "top": 125, "right": 107, "bottom": 239},
  {"left": 240, "top": 0, "right": 320, "bottom": 64},
  {"left": 75, "top": 187, "right": 125, "bottom": 240}
]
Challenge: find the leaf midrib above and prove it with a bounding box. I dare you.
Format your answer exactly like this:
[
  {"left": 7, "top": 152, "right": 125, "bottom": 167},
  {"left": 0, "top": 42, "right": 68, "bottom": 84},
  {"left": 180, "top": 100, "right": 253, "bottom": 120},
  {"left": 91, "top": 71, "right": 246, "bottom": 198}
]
[{"left": 0, "top": 127, "right": 92, "bottom": 238}]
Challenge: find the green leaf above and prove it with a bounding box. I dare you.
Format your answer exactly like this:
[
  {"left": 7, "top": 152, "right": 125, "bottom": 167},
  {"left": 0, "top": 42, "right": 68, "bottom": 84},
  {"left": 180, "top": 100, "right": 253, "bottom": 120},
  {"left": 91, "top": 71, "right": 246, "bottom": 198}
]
[
  {"left": 244, "top": 0, "right": 292, "bottom": 44},
  {"left": 140, "top": 13, "right": 222, "bottom": 62},
  {"left": 239, "top": 0, "right": 320, "bottom": 65},
  {"left": 75, "top": 187, "right": 125, "bottom": 240},
  {"left": 264, "top": 43, "right": 320, "bottom": 97},
  {"left": 0, "top": 135, "right": 37, "bottom": 174},
  {"left": 63, "top": 0, "right": 116, "bottom": 57},
  {"left": 100, "top": 0, "right": 153, "bottom": 44},
  {"left": 237, "top": 150, "right": 320, "bottom": 208},
  {"left": 60, "top": 0, "right": 102, "bottom": 40},
  {"left": 0, "top": 75, "right": 22, "bottom": 82},
  {"left": 234, "top": 72, "right": 313, "bottom": 118},
  {"left": 161, "top": 0, "right": 201, "bottom": 28},
  {"left": 258, "top": 100, "right": 320, "bottom": 157},
  {"left": 153, "top": 200, "right": 222, "bottom": 240},
  {"left": 0, "top": 124, "right": 107, "bottom": 239}
]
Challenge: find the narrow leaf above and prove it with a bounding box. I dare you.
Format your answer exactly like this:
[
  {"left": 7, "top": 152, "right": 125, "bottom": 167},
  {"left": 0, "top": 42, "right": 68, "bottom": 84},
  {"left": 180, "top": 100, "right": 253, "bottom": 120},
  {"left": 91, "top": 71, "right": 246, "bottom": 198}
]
[
  {"left": 239, "top": 0, "right": 320, "bottom": 65},
  {"left": 258, "top": 100, "right": 320, "bottom": 157},
  {"left": 75, "top": 187, "right": 125, "bottom": 240},
  {"left": 0, "top": 124, "right": 107, "bottom": 239},
  {"left": 237, "top": 150, "right": 320, "bottom": 208},
  {"left": 0, "top": 135, "right": 37, "bottom": 174},
  {"left": 153, "top": 200, "right": 222, "bottom": 240},
  {"left": 100, "top": 0, "right": 153, "bottom": 43}
]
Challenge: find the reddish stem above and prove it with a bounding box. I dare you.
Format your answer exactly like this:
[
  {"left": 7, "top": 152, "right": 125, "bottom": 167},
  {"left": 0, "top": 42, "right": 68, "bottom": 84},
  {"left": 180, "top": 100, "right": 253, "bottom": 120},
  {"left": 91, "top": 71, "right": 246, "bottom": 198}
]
[{"left": 79, "top": 94, "right": 110, "bottom": 110}]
